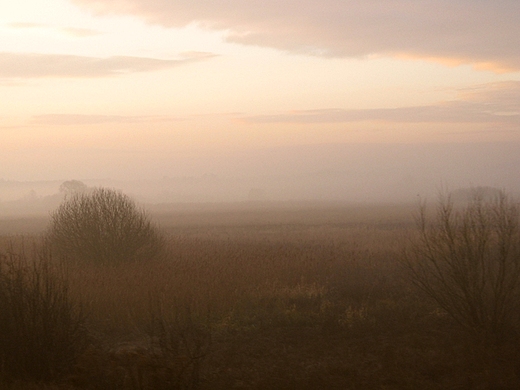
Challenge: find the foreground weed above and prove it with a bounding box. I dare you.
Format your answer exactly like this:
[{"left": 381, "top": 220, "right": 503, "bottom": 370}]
[{"left": 0, "top": 242, "right": 87, "bottom": 383}]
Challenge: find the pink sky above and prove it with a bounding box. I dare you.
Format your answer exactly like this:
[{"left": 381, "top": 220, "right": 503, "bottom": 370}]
[{"left": 0, "top": 0, "right": 518, "bottom": 199}]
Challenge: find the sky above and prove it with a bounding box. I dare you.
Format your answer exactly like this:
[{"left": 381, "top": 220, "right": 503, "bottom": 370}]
[{"left": 0, "top": 0, "right": 519, "bottom": 201}]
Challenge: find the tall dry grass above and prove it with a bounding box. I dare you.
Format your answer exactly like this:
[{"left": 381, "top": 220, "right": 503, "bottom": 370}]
[
  {"left": 1, "top": 203, "right": 515, "bottom": 389},
  {"left": 57, "top": 217, "right": 413, "bottom": 344},
  {"left": 0, "top": 211, "right": 412, "bottom": 338},
  {"left": 0, "top": 239, "right": 87, "bottom": 383}
]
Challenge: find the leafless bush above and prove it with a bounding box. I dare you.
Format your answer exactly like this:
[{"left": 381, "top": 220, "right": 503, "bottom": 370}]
[
  {"left": 405, "top": 191, "right": 520, "bottom": 341},
  {"left": 0, "top": 243, "right": 88, "bottom": 382},
  {"left": 148, "top": 299, "right": 212, "bottom": 390},
  {"left": 47, "top": 187, "right": 165, "bottom": 265}
]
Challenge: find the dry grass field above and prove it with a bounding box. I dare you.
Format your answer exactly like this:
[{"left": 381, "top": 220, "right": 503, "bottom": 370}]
[{"left": 0, "top": 201, "right": 519, "bottom": 389}]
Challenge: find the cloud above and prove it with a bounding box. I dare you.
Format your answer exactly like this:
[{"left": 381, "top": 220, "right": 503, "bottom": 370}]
[
  {"left": 26, "top": 82, "right": 520, "bottom": 128},
  {"left": 241, "top": 81, "right": 520, "bottom": 125},
  {"left": 29, "top": 113, "right": 242, "bottom": 126},
  {"left": 6, "top": 22, "right": 101, "bottom": 37},
  {"left": 30, "top": 114, "right": 186, "bottom": 126},
  {"left": 456, "top": 81, "right": 520, "bottom": 112},
  {"left": 6, "top": 22, "right": 45, "bottom": 29},
  {"left": 59, "top": 27, "right": 102, "bottom": 37},
  {"left": 71, "top": 0, "right": 520, "bottom": 72},
  {"left": 0, "top": 79, "right": 24, "bottom": 87},
  {"left": 0, "top": 52, "right": 216, "bottom": 79},
  {"left": 242, "top": 106, "right": 519, "bottom": 125}
]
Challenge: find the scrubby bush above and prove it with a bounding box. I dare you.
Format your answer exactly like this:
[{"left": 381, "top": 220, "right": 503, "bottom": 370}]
[
  {"left": 405, "top": 191, "right": 520, "bottom": 342},
  {"left": 47, "top": 187, "right": 165, "bottom": 265},
  {"left": 0, "top": 243, "right": 87, "bottom": 382}
]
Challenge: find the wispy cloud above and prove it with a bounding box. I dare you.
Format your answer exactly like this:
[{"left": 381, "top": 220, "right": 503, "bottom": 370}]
[
  {"left": 6, "top": 22, "right": 44, "bottom": 29},
  {"left": 456, "top": 81, "right": 520, "bottom": 112},
  {"left": 28, "top": 112, "right": 241, "bottom": 126},
  {"left": 26, "top": 82, "right": 520, "bottom": 128},
  {"left": 30, "top": 114, "right": 186, "bottom": 126},
  {"left": 0, "top": 52, "right": 216, "bottom": 79},
  {"left": 6, "top": 22, "right": 102, "bottom": 37},
  {"left": 242, "top": 106, "right": 520, "bottom": 125},
  {"left": 241, "top": 81, "right": 520, "bottom": 125},
  {"left": 71, "top": 0, "right": 520, "bottom": 71},
  {"left": 59, "top": 27, "right": 102, "bottom": 37}
]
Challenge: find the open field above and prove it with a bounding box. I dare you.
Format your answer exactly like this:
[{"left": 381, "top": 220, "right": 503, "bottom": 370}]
[{"left": 0, "top": 201, "right": 519, "bottom": 389}]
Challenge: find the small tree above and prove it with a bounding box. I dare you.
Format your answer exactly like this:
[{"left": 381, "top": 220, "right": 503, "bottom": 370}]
[
  {"left": 59, "top": 180, "right": 88, "bottom": 196},
  {"left": 405, "top": 191, "right": 520, "bottom": 342},
  {"left": 0, "top": 243, "right": 87, "bottom": 382},
  {"left": 48, "top": 187, "right": 164, "bottom": 265}
]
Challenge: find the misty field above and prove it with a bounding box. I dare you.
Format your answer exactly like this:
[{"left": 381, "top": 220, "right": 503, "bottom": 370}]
[{"left": 1, "top": 201, "right": 519, "bottom": 389}]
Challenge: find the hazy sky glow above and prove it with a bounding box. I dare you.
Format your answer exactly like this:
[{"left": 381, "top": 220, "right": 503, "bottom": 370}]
[{"left": 1, "top": 0, "right": 519, "bottom": 193}]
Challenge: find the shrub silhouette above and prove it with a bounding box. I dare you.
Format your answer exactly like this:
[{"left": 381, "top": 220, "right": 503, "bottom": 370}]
[
  {"left": 59, "top": 179, "right": 88, "bottom": 196},
  {"left": 0, "top": 243, "right": 87, "bottom": 382},
  {"left": 48, "top": 187, "right": 164, "bottom": 265},
  {"left": 406, "top": 191, "right": 520, "bottom": 342}
]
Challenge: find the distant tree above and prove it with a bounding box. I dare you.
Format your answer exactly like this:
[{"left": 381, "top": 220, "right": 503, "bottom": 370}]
[
  {"left": 47, "top": 187, "right": 165, "bottom": 265},
  {"left": 405, "top": 190, "right": 520, "bottom": 342},
  {"left": 59, "top": 180, "right": 88, "bottom": 196}
]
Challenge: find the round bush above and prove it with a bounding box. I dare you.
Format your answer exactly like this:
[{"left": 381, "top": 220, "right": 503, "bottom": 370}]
[{"left": 48, "top": 187, "right": 164, "bottom": 264}]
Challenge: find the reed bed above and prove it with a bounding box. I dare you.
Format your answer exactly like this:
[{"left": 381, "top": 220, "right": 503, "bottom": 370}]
[{"left": 0, "top": 203, "right": 518, "bottom": 389}]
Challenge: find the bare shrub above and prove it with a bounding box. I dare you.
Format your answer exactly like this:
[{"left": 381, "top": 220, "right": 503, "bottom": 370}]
[
  {"left": 47, "top": 187, "right": 165, "bottom": 265},
  {"left": 0, "top": 242, "right": 88, "bottom": 382},
  {"left": 405, "top": 191, "right": 520, "bottom": 341},
  {"left": 148, "top": 301, "right": 212, "bottom": 390}
]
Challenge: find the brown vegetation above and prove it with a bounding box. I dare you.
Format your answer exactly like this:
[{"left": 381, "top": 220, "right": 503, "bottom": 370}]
[
  {"left": 47, "top": 188, "right": 165, "bottom": 265},
  {"left": 0, "top": 198, "right": 519, "bottom": 389},
  {"left": 406, "top": 191, "right": 520, "bottom": 342},
  {"left": 0, "top": 241, "right": 87, "bottom": 383}
]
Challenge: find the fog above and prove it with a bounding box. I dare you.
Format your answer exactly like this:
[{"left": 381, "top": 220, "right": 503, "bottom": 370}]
[{"left": 1, "top": 141, "right": 519, "bottom": 216}]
